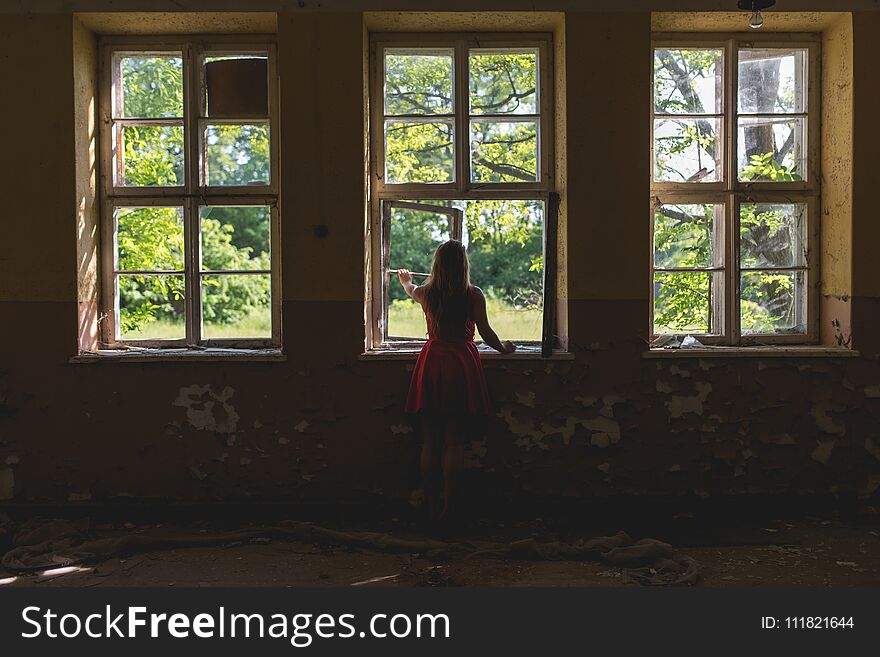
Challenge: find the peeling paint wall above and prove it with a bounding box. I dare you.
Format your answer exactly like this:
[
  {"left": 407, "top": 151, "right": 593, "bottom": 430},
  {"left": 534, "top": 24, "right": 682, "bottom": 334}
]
[{"left": 0, "top": 7, "right": 879, "bottom": 507}]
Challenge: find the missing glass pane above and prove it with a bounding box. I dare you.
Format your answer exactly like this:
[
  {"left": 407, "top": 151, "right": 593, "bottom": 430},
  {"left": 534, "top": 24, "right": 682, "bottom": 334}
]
[{"left": 204, "top": 56, "right": 268, "bottom": 118}]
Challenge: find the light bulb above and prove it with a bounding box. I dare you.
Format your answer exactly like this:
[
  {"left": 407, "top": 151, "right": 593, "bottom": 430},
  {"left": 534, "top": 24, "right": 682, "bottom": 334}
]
[{"left": 749, "top": 9, "right": 764, "bottom": 29}]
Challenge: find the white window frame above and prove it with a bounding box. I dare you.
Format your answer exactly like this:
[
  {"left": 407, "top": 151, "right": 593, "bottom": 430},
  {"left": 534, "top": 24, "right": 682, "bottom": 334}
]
[
  {"left": 650, "top": 33, "right": 820, "bottom": 346},
  {"left": 367, "top": 32, "right": 556, "bottom": 351},
  {"left": 98, "top": 35, "right": 281, "bottom": 349}
]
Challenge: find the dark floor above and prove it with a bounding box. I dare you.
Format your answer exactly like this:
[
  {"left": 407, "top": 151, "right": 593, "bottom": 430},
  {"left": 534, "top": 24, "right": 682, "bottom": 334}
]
[{"left": 2, "top": 499, "right": 878, "bottom": 587}]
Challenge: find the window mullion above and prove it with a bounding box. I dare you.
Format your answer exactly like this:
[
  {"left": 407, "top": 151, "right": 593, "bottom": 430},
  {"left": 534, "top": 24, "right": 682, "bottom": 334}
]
[
  {"left": 455, "top": 40, "right": 468, "bottom": 192},
  {"left": 725, "top": 38, "right": 738, "bottom": 345},
  {"left": 184, "top": 42, "right": 201, "bottom": 346}
]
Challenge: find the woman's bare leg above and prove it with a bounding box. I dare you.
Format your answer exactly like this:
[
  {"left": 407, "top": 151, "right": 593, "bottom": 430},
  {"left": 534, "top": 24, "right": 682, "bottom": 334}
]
[
  {"left": 420, "top": 414, "right": 443, "bottom": 521},
  {"left": 440, "top": 416, "right": 464, "bottom": 521}
]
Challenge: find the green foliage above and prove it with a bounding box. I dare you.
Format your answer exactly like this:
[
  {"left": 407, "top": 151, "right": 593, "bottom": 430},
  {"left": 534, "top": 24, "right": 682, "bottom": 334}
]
[
  {"left": 652, "top": 49, "right": 806, "bottom": 336},
  {"left": 739, "top": 152, "right": 802, "bottom": 182},
  {"left": 388, "top": 200, "right": 543, "bottom": 315},
  {"left": 206, "top": 124, "right": 270, "bottom": 186},
  {"left": 115, "top": 55, "right": 272, "bottom": 339}
]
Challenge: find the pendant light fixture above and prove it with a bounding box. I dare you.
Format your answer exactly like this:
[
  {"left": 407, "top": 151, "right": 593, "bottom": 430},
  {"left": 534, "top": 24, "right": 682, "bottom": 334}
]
[{"left": 737, "top": 0, "right": 777, "bottom": 30}]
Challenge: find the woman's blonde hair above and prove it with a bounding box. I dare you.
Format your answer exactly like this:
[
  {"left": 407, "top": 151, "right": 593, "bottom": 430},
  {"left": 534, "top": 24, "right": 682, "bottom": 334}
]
[{"left": 422, "top": 240, "right": 471, "bottom": 324}]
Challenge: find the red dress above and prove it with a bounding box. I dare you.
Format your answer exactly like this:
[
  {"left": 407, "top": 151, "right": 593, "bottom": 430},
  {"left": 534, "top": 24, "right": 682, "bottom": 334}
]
[{"left": 404, "top": 287, "right": 493, "bottom": 416}]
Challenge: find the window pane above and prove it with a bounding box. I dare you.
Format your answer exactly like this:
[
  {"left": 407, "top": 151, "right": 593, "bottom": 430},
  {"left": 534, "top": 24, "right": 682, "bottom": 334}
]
[
  {"left": 385, "top": 199, "right": 544, "bottom": 342},
  {"left": 738, "top": 48, "right": 808, "bottom": 114},
  {"left": 653, "top": 118, "right": 722, "bottom": 183},
  {"left": 387, "top": 204, "right": 453, "bottom": 339},
  {"left": 740, "top": 203, "right": 807, "bottom": 269},
  {"left": 469, "top": 48, "right": 538, "bottom": 115},
  {"left": 204, "top": 56, "right": 269, "bottom": 118},
  {"left": 116, "top": 207, "right": 184, "bottom": 271},
  {"left": 741, "top": 270, "right": 805, "bottom": 335},
  {"left": 119, "top": 125, "right": 184, "bottom": 187},
  {"left": 737, "top": 117, "right": 806, "bottom": 181},
  {"left": 464, "top": 200, "right": 544, "bottom": 342},
  {"left": 470, "top": 120, "right": 538, "bottom": 182},
  {"left": 201, "top": 274, "right": 271, "bottom": 339},
  {"left": 117, "top": 274, "right": 185, "bottom": 340},
  {"left": 384, "top": 49, "right": 454, "bottom": 116},
  {"left": 653, "top": 271, "right": 713, "bottom": 334},
  {"left": 654, "top": 48, "right": 723, "bottom": 115},
  {"left": 115, "top": 54, "right": 183, "bottom": 118},
  {"left": 654, "top": 203, "right": 717, "bottom": 269},
  {"left": 205, "top": 124, "right": 270, "bottom": 186},
  {"left": 200, "top": 206, "right": 271, "bottom": 272},
  {"left": 384, "top": 120, "right": 454, "bottom": 183}
]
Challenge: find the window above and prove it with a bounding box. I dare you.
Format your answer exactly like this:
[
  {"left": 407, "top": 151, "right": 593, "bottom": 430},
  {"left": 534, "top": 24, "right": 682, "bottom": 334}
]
[
  {"left": 651, "top": 36, "right": 819, "bottom": 345},
  {"left": 368, "top": 34, "right": 556, "bottom": 351},
  {"left": 99, "top": 38, "right": 279, "bottom": 348}
]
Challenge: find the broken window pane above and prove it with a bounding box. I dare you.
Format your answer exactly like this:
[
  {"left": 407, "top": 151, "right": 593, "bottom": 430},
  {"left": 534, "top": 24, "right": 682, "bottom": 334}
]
[
  {"left": 654, "top": 203, "right": 717, "bottom": 269},
  {"left": 387, "top": 204, "right": 453, "bottom": 339},
  {"left": 115, "top": 54, "right": 183, "bottom": 118},
  {"left": 653, "top": 271, "right": 713, "bottom": 335},
  {"left": 204, "top": 56, "right": 268, "bottom": 118},
  {"left": 119, "top": 124, "right": 185, "bottom": 187},
  {"left": 384, "top": 49, "right": 454, "bottom": 116},
  {"left": 464, "top": 200, "right": 544, "bottom": 342},
  {"left": 384, "top": 121, "right": 454, "bottom": 183},
  {"left": 117, "top": 274, "right": 185, "bottom": 340},
  {"left": 737, "top": 117, "right": 806, "bottom": 181},
  {"left": 116, "top": 207, "right": 184, "bottom": 271},
  {"left": 653, "top": 118, "right": 722, "bottom": 183},
  {"left": 201, "top": 273, "right": 271, "bottom": 339},
  {"left": 741, "top": 270, "right": 805, "bottom": 335},
  {"left": 470, "top": 120, "right": 538, "bottom": 182},
  {"left": 205, "top": 124, "right": 270, "bottom": 186},
  {"left": 654, "top": 48, "right": 723, "bottom": 115},
  {"left": 200, "top": 206, "right": 271, "bottom": 272},
  {"left": 469, "top": 48, "right": 538, "bottom": 115},
  {"left": 740, "top": 203, "right": 807, "bottom": 269},
  {"left": 738, "top": 48, "right": 808, "bottom": 114}
]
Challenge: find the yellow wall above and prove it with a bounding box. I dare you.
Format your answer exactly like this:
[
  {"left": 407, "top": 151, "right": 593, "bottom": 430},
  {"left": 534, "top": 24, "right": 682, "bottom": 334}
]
[
  {"left": 0, "top": 15, "right": 76, "bottom": 303},
  {"left": 279, "top": 12, "right": 366, "bottom": 302},
  {"left": 565, "top": 13, "right": 650, "bottom": 301},
  {"left": 821, "top": 14, "right": 854, "bottom": 299},
  {"left": 852, "top": 12, "right": 880, "bottom": 299}
]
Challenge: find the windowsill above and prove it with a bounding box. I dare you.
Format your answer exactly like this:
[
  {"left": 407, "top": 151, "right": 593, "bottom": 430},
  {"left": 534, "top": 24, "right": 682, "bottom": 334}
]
[
  {"left": 70, "top": 348, "right": 286, "bottom": 363},
  {"left": 359, "top": 346, "right": 575, "bottom": 361},
  {"left": 643, "top": 346, "right": 860, "bottom": 359}
]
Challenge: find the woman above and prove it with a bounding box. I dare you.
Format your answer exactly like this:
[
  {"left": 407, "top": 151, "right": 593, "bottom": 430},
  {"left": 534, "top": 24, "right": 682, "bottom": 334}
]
[{"left": 397, "top": 240, "right": 516, "bottom": 524}]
